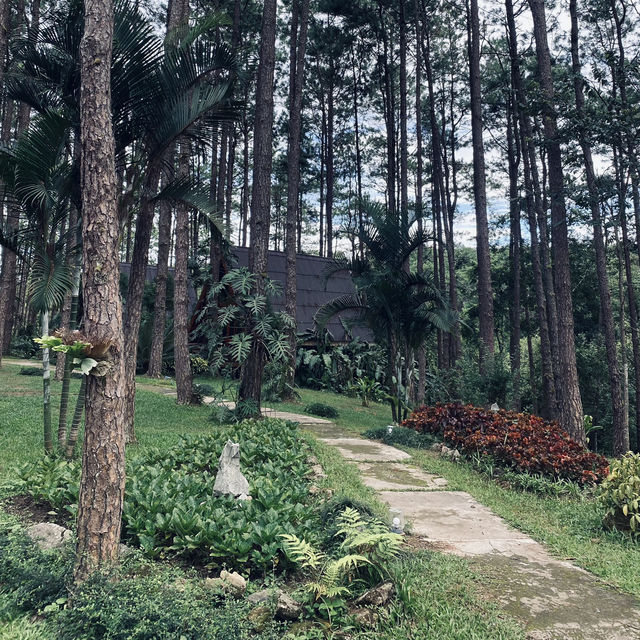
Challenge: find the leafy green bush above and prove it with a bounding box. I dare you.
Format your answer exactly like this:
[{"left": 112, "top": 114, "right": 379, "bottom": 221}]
[
  {"left": 304, "top": 403, "right": 339, "bottom": 419},
  {"left": 190, "top": 355, "right": 210, "bottom": 375},
  {"left": 55, "top": 566, "right": 285, "bottom": 640},
  {"left": 18, "top": 367, "right": 42, "bottom": 376},
  {"left": 362, "top": 426, "right": 436, "bottom": 449},
  {"left": 600, "top": 453, "right": 640, "bottom": 534},
  {"left": 11, "top": 420, "right": 317, "bottom": 571}
]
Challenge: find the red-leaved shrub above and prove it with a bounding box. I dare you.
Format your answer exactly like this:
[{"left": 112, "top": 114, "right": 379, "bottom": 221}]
[{"left": 402, "top": 403, "right": 609, "bottom": 485}]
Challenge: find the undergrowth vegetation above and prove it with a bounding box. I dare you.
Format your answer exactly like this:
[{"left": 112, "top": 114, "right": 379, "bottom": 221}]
[
  {"left": 404, "top": 403, "right": 609, "bottom": 484},
  {"left": 9, "top": 419, "right": 316, "bottom": 572}
]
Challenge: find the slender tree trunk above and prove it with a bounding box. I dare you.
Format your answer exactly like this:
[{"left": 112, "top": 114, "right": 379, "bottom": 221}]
[
  {"left": 570, "top": 0, "right": 626, "bottom": 454},
  {"left": 75, "top": 0, "right": 126, "bottom": 582},
  {"left": 284, "top": 0, "right": 310, "bottom": 398},
  {"left": 174, "top": 144, "right": 193, "bottom": 404},
  {"left": 399, "top": 1, "right": 408, "bottom": 230},
  {"left": 467, "top": 0, "right": 495, "bottom": 369},
  {"left": 147, "top": 181, "right": 172, "bottom": 377},
  {"left": 121, "top": 165, "right": 161, "bottom": 443},
  {"left": 528, "top": 0, "right": 585, "bottom": 444},
  {"left": 238, "top": 0, "right": 277, "bottom": 410},
  {"left": 326, "top": 69, "right": 334, "bottom": 258},
  {"left": 506, "top": 96, "right": 521, "bottom": 410},
  {"left": 42, "top": 310, "right": 52, "bottom": 454}
]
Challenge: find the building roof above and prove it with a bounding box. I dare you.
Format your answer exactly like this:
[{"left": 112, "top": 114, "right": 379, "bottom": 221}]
[{"left": 232, "top": 247, "right": 369, "bottom": 342}]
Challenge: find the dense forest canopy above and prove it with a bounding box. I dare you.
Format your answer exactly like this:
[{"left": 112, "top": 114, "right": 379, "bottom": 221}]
[{"left": 1, "top": 0, "right": 640, "bottom": 456}]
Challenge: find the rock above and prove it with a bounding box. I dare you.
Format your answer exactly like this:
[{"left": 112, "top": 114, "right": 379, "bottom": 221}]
[
  {"left": 311, "top": 464, "right": 327, "bottom": 479},
  {"left": 26, "top": 522, "right": 72, "bottom": 551},
  {"left": 274, "top": 592, "right": 302, "bottom": 621},
  {"left": 307, "top": 455, "right": 319, "bottom": 465},
  {"left": 248, "top": 606, "right": 272, "bottom": 631},
  {"left": 430, "top": 442, "right": 443, "bottom": 452},
  {"left": 219, "top": 569, "right": 246, "bottom": 595},
  {"left": 354, "top": 582, "right": 394, "bottom": 607},
  {"left": 238, "top": 494, "right": 252, "bottom": 501},
  {"left": 214, "top": 440, "right": 250, "bottom": 498},
  {"left": 203, "top": 577, "right": 226, "bottom": 591},
  {"left": 247, "top": 588, "right": 280, "bottom": 605},
  {"left": 119, "top": 543, "right": 133, "bottom": 558},
  {"left": 351, "top": 607, "right": 379, "bottom": 627},
  {"left": 440, "top": 445, "right": 461, "bottom": 462}
]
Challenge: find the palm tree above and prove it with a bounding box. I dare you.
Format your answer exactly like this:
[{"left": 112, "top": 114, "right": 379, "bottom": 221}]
[
  {"left": 0, "top": 111, "right": 74, "bottom": 453},
  {"left": 316, "top": 201, "right": 453, "bottom": 421},
  {"left": 7, "top": 0, "right": 237, "bottom": 442}
]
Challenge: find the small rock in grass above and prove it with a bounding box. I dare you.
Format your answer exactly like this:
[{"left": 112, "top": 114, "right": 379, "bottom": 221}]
[
  {"left": 247, "top": 588, "right": 280, "bottom": 605},
  {"left": 203, "top": 577, "right": 226, "bottom": 591},
  {"left": 354, "top": 582, "right": 394, "bottom": 607},
  {"left": 26, "top": 523, "right": 72, "bottom": 551},
  {"left": 351, "top": 607, "right": 380, "bottom": 627},
  {"left": 248, "top": 606, "right": 272, "bottom": 631},
  {"left": 274, "top": 592, "right": 302, "bottom": 620},
  {"left": 430, "top": 442, "right": 443, "bottom": 452},
  {"left": 219, "top": 569, "right": 246, "bottom": 595}
]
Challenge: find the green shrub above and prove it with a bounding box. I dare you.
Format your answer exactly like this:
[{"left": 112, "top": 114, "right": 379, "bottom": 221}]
[
  {"left": 0, "top": 529, "right": 71, "bottom": 617},
  {"left": 362, "top": 426, "right": 436, "bottom": 450},
  {"left": 18, "top": 367, "right": 42, "bottom": 376},
  {"left": 600, "top": 453, "right": 640, "bottom": 534},
  {"left": 56, "top": 566, "right": 285, "bottom": 640},
  {"left": 304, "top": 403, "right": 339, "bottom": 419},
  {"left": 11, "top": 420, "right": 317, "bottom": 571},
  {"left": 190, "top": 355, "right": 210, "bottom": 375}
]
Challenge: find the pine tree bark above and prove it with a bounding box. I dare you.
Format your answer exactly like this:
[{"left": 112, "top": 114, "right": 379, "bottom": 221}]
[
  {"left": 284, "top": 0, "right": 310, "bottom": 397},
  {"left": 467, "top": 0, "right": 495, "bottom": 370},
  {"left": 75, "top": 0, "right": 126, "bottom": 582},
  {"left": 238, "top": 0, "right": 277, "bottom": 410},
  {"left": 528, "top": 0, "right": 585, "bottom": 443},
  {"left": 570, "top": 0, "right": 627, "bottom": 454}
]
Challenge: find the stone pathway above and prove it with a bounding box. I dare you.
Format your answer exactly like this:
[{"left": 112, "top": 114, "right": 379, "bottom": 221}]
[{"left": 307, "top": 420, "right": 640, "bottom": 640}]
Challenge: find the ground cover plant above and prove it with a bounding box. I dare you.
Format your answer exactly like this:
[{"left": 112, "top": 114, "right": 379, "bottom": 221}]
[
  {"left": 9, "top": 418, "right": 316, "bottom": 573},
  {"left": 362, "top": 425, "right": 437, "bottom": 450},
  {"left": 403, "top": 403, "right": 609, "bottom": 484},
  {"left": 304, "top": 402, "right": 339, "bottom": 419}
]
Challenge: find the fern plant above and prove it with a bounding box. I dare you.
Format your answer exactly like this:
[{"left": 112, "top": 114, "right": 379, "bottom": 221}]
[{"left": 281, "top": 508, "right": 402, "bottom": 604}]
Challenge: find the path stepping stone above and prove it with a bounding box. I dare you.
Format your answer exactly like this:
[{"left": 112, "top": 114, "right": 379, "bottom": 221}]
[
  {"left": 317, "top": 437, "right": 411, "bottom": 462},
  {"left": 357, "top": 462, "right": 448, "bottom": 491}
]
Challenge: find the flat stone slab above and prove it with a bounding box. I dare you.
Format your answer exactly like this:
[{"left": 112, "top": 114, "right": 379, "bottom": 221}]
[
  {"left": 471, "top": 554, "right": 640, "bottom": 640},
  {"left": 378, "top": 490, "right": 530, "bottom": 553},
  {"left": 320, "top": 438, "right": 411, "bottom": 462},
  {"left": 357, "top": 462, "right": 448, "bottom": 491}
]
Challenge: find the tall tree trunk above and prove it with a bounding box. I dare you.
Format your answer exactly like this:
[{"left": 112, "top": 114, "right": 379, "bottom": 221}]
[
  {"left": 505, "top": 0, "right": 556, "bottom": 419},
  {"left": 570, "top": 0, "right": 627, "bottom": 454},
  {"left": 75, "top": 0, "right": 126, "bottom": 582},
  {"left": 528, "top": 0, "right": 585, "bottom": 444},
  {"left": 399, "top": 1, "right": 408, "bottom": 230},
  {"left": 506, "top": 95, "right": 521, "bottom": 410},
  {"left": 284, "top": 0, "right": 310, "bottom": 398},
  {"left": 467, "top": 0, "right": 495, "bottom": 369},
  {"left": 414, "top": 0, "right": 426, "bottom": 404},
  {"left": 238, "top": 0, "right": 277, "bottom": 410}
]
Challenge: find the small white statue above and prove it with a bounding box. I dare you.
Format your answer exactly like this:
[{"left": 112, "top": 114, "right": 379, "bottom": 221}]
[{"left": 213, "top": 440, "right": 250, "bottom": 498}]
